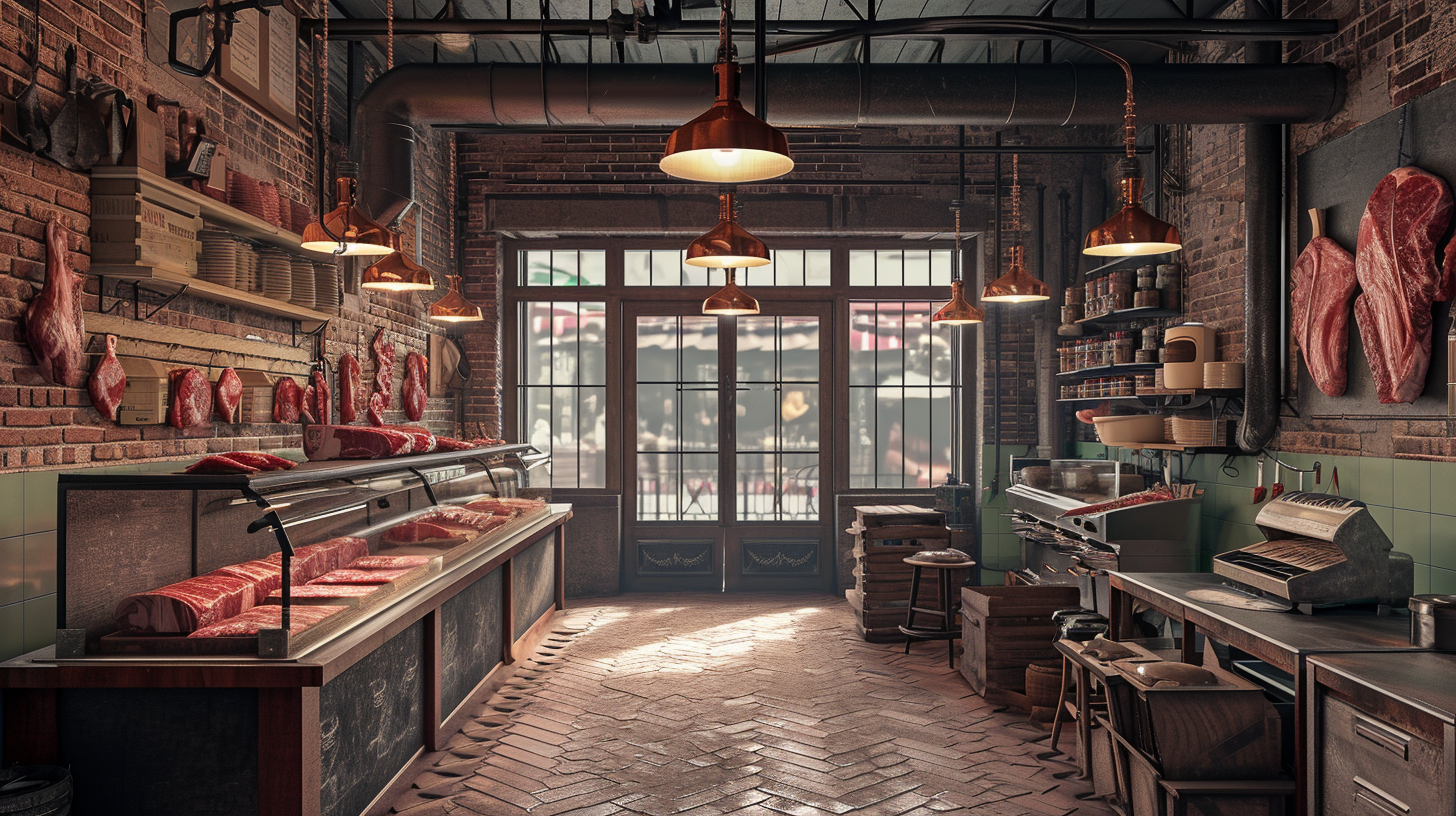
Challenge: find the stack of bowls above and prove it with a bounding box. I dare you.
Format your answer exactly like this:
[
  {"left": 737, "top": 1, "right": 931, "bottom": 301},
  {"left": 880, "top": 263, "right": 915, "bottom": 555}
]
[
  {"left": 289, "top": 256, "right": 316, "bottom": 309},
  {"left": 233, "top": 240, "right": 259, "bottom": 293},
  {"left": 258, "top": 249, "right": 292, "bottom": 302},
  {"left": 313, "top": 262, "right": 341, "bottom": 311},
  {"left": 198, "top": 228, "right": 237, "bottom": 286}
]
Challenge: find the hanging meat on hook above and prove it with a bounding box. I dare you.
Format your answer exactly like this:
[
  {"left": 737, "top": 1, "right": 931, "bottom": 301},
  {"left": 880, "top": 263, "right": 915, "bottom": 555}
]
[
  {"left": 371, "top": 329, "right": 395, "bottom": 410},
  {"left": 167, "top": 367, "right": 212, "bottom": 429},
  {"left": 1291, "top": 209, "right": 1356, "bottom": 397},
  {"left": 88, "top": 334, "right": 126, "bottom": 421},
  {"left": 311, "top": 369, "right": 332, "bottom": 426},
  {"left": 215, "top": 367, "right": 242, "bottom": 423},
  {"left": 403, "top": 352, "right": 427, "bottom": 422},
  {"left": 25, "top": 217, "right": 85, "bottom": 386},
  {"left": 338, "top": 353, "right": 362, "bottom": 424},
  {"left": 273, "top": 378, "right": 301, "bottom": 423}
]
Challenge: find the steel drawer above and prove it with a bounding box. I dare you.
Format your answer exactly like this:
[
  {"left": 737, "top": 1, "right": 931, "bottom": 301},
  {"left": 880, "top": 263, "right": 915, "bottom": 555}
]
[{"left": 1321, "top": 695, "right": 1446, "bottom": 816}]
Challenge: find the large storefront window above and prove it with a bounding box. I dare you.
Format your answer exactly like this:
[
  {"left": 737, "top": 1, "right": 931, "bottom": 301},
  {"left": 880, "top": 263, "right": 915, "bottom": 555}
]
[{"left": 518, "top": 301, "right": 608, "bottom": 488}]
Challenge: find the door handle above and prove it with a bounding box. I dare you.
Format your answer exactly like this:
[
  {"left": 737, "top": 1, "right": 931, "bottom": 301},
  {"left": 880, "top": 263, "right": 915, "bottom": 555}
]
[
  {"left": 1354, "top": 716, "right": 1412, "bottom": 760},
  {"left": 1353, "top": 777, "right": 1410, "bottom": 815}
]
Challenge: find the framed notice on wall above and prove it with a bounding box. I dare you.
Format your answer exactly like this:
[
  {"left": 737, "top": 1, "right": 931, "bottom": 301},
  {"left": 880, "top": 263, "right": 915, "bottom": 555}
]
[{"left": 218, "top": 6, "right": 298, "bottom": 127}]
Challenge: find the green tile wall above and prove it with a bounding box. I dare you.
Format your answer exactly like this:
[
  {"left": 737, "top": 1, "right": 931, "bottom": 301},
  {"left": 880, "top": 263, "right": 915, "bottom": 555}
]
[{"left": 0, "top": 470, "right": 59, "bottom": 661}]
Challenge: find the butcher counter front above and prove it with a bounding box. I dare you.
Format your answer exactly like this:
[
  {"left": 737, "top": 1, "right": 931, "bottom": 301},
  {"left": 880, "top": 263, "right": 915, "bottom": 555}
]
[{"left": 0, "top": 446, "right": 570, "bottom": 816}]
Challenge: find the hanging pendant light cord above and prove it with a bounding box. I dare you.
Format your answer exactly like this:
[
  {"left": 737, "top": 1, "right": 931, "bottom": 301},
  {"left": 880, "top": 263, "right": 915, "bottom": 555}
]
[
  {"left": 1010, "top": 153, "right": 1022, "bottom": 269},
  {"left": 386, "top": 0, "right": 394, "bottom": 69},
  {"left": 313, "top": 0, "right": 345, "bottom": 248},
  {"left": 1061, "top": 34, "right": 1137, "bottom": 162},
  {"left": 718, "top": 0, "right": 731, "bottom": 64}
]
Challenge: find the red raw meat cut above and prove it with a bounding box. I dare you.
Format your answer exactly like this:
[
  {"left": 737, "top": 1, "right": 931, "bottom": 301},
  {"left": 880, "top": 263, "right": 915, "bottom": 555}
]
[
  {"left": 1059, "top": 486, "right": 1177, "bottom": 519},
  {"left": 88, "top": 334, "right": 126, "bottom": 421},
  {"left": 308, "top": 567, "right": 415, "bottom": 585},
  {"left": 339, "top": 353, "right": 362, "bottom": 424},
  {"left": 300, "top": 383, "right": 319, "bottom": 424},
  {"left": 464, "top": 497, "right": 547, "bottom": 517},
  {"left": 274, "top": 378, "right": 302, "bottom": 423},
  {"left": 433, "top": 436, "right": 476, "bottom": 452},
  {"left": 263, "top": 536, "right": 369, "bottom": 582},
  {"left": 184, "top": 455, "right": 260, "bottom": 475},
  {"left": 218, "top": 451, "right": 295, "bottom": 471},
  {"left": 215, "top": 367, "right": 242, "bottom": 422},
  {"left": 383, "top": 425, "right": 436, "bottom": 453},
  {"left": 367, "top": 392, "right": 386, "bottom": 426},
  {"left": 265, "top": 584, "right": 380, "bottom": 605},
  {"left": 303, "top": 425, "right": 415, "bottom": 460},
  {"left": 403, "top": 352, "right": 428, "bottom": 422},
  {"left": 168, "top": 367, "right": 213, "bottom": 429},
  {"left": 1075, "top": 401, "right": 1111, "bottom": 425},
  {"left": 114, "top": 572, "right": 256, "bottom": 633},
  {"left": 372, "top": 328, "right": 395, "bottom": 409},
  {"left": 1353, "top": 166, "right": 1454, "bottom": 404},
  {"left": 311, "top": 369, "right": 332, "bottom": 426},
  {"left": 187, "top": 604, "right": 345, "bottom": 638},
  {"left": 466, "top": 437, "right": 506, "bottom": 447},
  {"left": 1291, "top": 209, "right": 1358, "bottom": 397},
  {"left": 381, "top": 520, "right": 473, "bottom": 547},
  {"left": 423, "top": 506, "right": 505, "bottom": 532},
  {"left": 213, "top": 559, "right": 285, "bottom": 606},
  {"left": 25, "top": 217, "right": 85, "bottom": 386},
  {"left": 346, "top": 555, "right": 432, "bottom": 569}
]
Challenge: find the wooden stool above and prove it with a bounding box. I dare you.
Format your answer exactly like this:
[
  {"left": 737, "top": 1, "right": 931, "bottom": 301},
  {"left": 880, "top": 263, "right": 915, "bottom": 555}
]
[{"left": 899, "top": 556, "right": 974, "bottom": 667}]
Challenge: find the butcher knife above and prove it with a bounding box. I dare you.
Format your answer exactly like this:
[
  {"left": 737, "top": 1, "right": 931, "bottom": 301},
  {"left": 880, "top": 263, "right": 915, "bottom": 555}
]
[{"left": 1252, "top": 453, "right": 1267, "bottom": 504}]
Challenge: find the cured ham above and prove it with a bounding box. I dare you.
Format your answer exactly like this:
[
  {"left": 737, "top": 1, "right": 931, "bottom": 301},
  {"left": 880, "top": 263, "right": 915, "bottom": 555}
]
[
  {"left": 311, "top": 369, "right": 332, "bottom": 426},
  {"left": 366, "top": 391, "right": 386, "bottom": 426},
  {"left": 372, "top": 328, "right": 395, "bottom": 409},
  {"left": 273, "top": 378, "right": 302, "bottom": 423},
  {"left": 187, "top": 604, "right": 345, "bottom": 638},
  {"left": 114, "top": 572, "right": 255, "bottom": 633},
  {"left": 215, "top": 367, "right": 242, "bottom": 422},
  {"left": 339, "top": 353, "right": 362, "bottom": 423},
  {"left": 1291, "top": 209, "right": 1357, "bottom": 397},
  {"left": 1353, "top": 166, "right": 1453, "bottom": 403},
  {"left": 300, "top": 383, "right": 319, "bottom": 425},
  {"left": 88, "top": 334, "right": 126, "bottom": 421},
  {"left": 403, "top": 352, "right": 427, "bottom": 421},
  {"left": 308, "top": 567, "right": 415, "bottom": 585},
  {"left": 25, "top": 216, "right": 85, "bottom": 386},
  {"left": 167, "top": 367, "right": 212, "bottom": 429}
]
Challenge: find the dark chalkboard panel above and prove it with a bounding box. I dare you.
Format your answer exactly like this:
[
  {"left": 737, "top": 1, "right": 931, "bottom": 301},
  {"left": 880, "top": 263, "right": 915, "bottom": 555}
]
[
  {"left": 440, "top": 567, "right": 504, "bottom": 718},
  {"left": 58, "top": 687, "right": 259, "bottom": 816},
  {"left": 1296, "top": 78, "right": 1456, "bottom": 419},
  {"left": 513, "top": 535, "right": 556, "bottom": 641},
  {"left": 319, "top": 620, "right": 424, "bottom": 816}
]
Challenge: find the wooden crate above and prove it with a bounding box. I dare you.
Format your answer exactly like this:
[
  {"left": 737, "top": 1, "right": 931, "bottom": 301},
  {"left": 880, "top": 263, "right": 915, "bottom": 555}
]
[
  {"left": 854, "top": 505, "right": 945, "bottom": 529},
  {"left": 958, "top": 585, "right": 1080, "bottom": 696},
  {"left": 1101, "top": 715, "right": 1292, "bottom": 816}
]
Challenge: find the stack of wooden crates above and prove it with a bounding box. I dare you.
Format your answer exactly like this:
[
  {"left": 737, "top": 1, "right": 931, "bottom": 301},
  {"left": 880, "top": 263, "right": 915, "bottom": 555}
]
[{"left": 845, "top": 505, "right": 962, "bottom": 641}]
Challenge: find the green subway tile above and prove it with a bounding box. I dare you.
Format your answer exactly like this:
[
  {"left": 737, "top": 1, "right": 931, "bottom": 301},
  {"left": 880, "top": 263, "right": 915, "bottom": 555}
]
[
  {"left": 1359, "top": 457, "right": 1394, "bottom": 507},
  {"left": 1198, "top": 483, "right": 1218, "bottom": 516},
  {"left": 0, "top": 536, "right": 21, "bottom": 607},
  {"left": 21, "top": 593, "right": 56, "bottom": 653},
  {"left": 1215, "top": 522, "right": 1263, "bottom": 554},
  {"left": 1432, "top": 514, "right": 1456, "bottom": 573},
  {"left": 1368, "top": 506, "right": 1394, "bottom": 541},
  {"left": 1415, "top": 565, "right": 1431, "bottom": 596},
  {"left": 1220, "top": 456, "right": 1258, "bottom": 489},
  {"left": 0, "top": 474, "right": 22, "bottom": 540},
  {"left": 1392, "top": 459, "right": 1431, "bottom": 512},
  {"left": 1430, "top": 567, "right": 1456, "bottom": 596},
  {"left": 0, "top": 603, "right": 22, "bottom": 662},
  {"left": 23, "top": 531, "right": 56, "bottom": 600},
  {"left": 1433, "top": 462, "right": 1456, "bottom": 496},
  {"left": 22, "top": 471, "right": 57, "bottom": 535},
  {"left": 979, "top": 570, "right": 1006, "bottom": 587},
  {"left": 1393, "top": 509, "right": 1432, "bottom": 566}
]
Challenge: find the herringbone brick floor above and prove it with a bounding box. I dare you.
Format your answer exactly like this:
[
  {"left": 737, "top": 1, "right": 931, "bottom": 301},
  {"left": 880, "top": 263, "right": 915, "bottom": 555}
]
[{"left": 388, "top": 593, "right": 1112, "bottom": 816}]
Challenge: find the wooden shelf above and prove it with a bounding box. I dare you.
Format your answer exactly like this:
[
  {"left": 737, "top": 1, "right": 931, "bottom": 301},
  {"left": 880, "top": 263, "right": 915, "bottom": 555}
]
[
  {"left": 94, "top": 264, "right": 331, "bottom": 329},
  {"left": 1076, "top": 306, "right": 1181, "bottom": 327},
  {"left": 1056, "top": 396, "right": 1144, "bottom": 404},
  {"left": 1104, "top": 442, "right": 1242, "bottom": 455},
  {"left": 1056, "top": 362, "right": 1158, "bottom": 379}
]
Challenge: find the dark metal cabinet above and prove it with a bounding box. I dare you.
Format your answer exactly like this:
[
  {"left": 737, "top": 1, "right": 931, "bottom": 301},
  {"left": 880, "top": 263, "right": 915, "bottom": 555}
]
[{"left": 1307, "top": 653, "right": 1456, "bottom": 816}]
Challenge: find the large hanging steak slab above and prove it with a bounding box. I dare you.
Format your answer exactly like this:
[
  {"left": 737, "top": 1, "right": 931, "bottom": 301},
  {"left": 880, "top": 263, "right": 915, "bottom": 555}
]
[
  {"left": 1353, "top": 166, "right": 1454, "bottom": 403},
  {"left": 339, "top": 353, "right": 362, "bottom": 423},
  {"left": 88, "top": 334, "right": 126, "bottom": 421},
  {"left": 371, "top": 328, "right": 395, "bottom": 409},
  {"left": 167, "top": 367, "right": 213, "bottom": 428},
  {"left": 114, "top": 572, "right": 256, "bottom": 633},
  {"left": 311, "top": 369, "right": 332, "bottom": 426},
  {"left": 26, "top": 217, "right": 85, "bottom": 386},
  {"left": 273, "top": 378, "right": 302, "bottom": 423},
  {"left": 403, "top": 352, "right": 428, "bottom": 421},
  {"left": 215, "top": 367, "right": 243, "bottom": 422},
  {"left": 1292, "top": 209, "right": 1358, "bottom": 397}
]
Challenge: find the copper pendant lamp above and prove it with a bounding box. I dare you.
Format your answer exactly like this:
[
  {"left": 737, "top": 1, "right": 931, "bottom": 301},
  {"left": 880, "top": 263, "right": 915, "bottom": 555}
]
[
  {"left": 702, "top": 268, "right": 760, "bottom": 316},
  {"left": 1082, "top": 45, "right": 1182, "bottom": 257},
  {"left": 429, "top": 275, "right": 484, "bottom": 323},
  {"left": 300, "top": 161, "right": 397, "bottom": 257},
  {"left": 659, "top": 1, "right": 792, "bottom": 184},
  {"left": 931, "top": 201, "right": 984, "bottom": 326},
  {"left": 362, "top": 233, "right": 435, "bottom": 291},
  {"left": 686, "top": 192, "right": 771, "bottom": 268},
  {"left": 983, "top": 154, "right": 1051, "bottom": 304}
]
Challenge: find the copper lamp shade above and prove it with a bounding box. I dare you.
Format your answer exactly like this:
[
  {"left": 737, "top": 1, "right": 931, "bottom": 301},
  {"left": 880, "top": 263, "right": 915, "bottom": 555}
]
[
  {"left": 300, "top": 166, "right": 396, "bottom": 257},
  {"left": 702, "top": 269, "right": 760, "bottom": 316},
  {"left": 362, "top": 235, "right": 435, "bottom": 292},
  {"left": 428, "top": 275, "right": 484, "bottom": 323},
  {"left": 931, "top": 280, "right": 984, "bottom": 326},
  {"left": 982, "top": 247, "right": 1051, "bottom": 303},
  {"left": 686, "top": 192, "right": 771, "bottom": 268},
  {"left": 1083, "top": 175, "right": 1183, "bottom": 257}
]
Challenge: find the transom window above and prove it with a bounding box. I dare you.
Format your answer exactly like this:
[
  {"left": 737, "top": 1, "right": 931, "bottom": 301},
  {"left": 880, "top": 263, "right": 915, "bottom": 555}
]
[{"left": 623, "top": 249, "right": 832, "bottom": 287}]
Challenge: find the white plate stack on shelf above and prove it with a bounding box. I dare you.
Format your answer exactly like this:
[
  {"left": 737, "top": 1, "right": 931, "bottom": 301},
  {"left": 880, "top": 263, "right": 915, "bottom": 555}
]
[
  {"left": 258, "top": 249, "right": 293, "bottom": 302},
  {"left": 313, "top": 262, "right": 340, "bottom": 311},
  {"left": 289, "top": 256, "right": 316, "bottom": 309},
  {"left": 233, "top": 240, "right": 258, "bottom": 293},
  {"left": 1171, "top": 416, "right": 1231, "bottom": 447},
  {"left": 197, "top": 228, "right": 237, "bottom": 287}
]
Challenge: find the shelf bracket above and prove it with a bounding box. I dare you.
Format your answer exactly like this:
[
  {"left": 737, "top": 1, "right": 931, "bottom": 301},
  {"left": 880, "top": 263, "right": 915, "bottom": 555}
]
[
  {"left": 407, "top": 467, "right": 440, "bottom": 507},
  {"left": 139, "top": 283, "right": 189, "bottom": 321},
  {"left": 293, "top": 318, "right": 329, "bottom": 349},
  {"left": 243, "top": 487, "right": 297, "bottom": 631}
]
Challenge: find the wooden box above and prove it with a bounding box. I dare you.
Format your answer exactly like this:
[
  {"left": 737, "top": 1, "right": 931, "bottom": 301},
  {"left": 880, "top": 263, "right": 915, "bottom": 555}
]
[
  {"left": 958, "top": 585, "right": 1079, "bottom": 696},
  {"left": 118, "top": 357, "right": 171, "bottom": 425},
  {"left": 236, "top": 370, "right": 279, "bottom": 424},
  {"left": 1102, "top": 715, "right": 1292, "bottom": 816}
]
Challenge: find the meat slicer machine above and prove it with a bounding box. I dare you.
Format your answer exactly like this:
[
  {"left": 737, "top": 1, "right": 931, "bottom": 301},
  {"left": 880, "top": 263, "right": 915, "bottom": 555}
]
[{"left": 1213, "top": 492, "right": 1413, "bottom": 611}]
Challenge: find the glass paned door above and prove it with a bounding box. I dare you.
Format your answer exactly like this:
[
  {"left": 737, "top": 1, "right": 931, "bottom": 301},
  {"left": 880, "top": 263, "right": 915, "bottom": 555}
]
[{"left": 624, "top": 301, "right": 832, "bottom": 592}]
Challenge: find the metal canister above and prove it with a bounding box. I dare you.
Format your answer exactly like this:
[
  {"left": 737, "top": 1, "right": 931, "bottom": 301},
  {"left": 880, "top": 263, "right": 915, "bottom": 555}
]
[{"left": 1409, "top": 594, "right": 1456, "bottom": 648}]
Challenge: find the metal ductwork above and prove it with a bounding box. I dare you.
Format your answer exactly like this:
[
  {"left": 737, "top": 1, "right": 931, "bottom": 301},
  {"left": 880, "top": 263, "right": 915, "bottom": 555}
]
[{"left": 354, "top": 61, "right": 1343, "bottom": 225}]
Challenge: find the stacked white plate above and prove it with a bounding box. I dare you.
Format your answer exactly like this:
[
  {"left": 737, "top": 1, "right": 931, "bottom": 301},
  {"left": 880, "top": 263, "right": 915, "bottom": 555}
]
[
  {"left": 289, "top": 256, "right": 316, "bottom": 309},
  {"left": 1171, "top": 416, "right": 1230, "bottom": 447},
  {"left": 198, "top": 228, "right": 236, "bottom": 286},
  {"left": 233, "top": 240, "right": 258, "bottom": 293},
  {"left": 1203, "top": 362, "right": 1245, "bottom": 390},
  {"left": 258, "top": 249, "right": 293, "bottom": 302},
  {"left": 313, "top": 261, "right": 341, "bottom": 311}
]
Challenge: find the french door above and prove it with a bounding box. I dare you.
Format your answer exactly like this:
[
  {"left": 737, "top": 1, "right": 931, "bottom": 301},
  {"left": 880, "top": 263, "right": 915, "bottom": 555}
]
[{"left": 622, "top": 300, "right": 834, "bottom": 591}]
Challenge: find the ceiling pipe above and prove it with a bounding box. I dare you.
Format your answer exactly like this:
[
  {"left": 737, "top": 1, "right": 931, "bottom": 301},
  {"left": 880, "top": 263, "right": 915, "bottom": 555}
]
[{"left": 353, "top": 60, "right": 1343, "bottom": 226}]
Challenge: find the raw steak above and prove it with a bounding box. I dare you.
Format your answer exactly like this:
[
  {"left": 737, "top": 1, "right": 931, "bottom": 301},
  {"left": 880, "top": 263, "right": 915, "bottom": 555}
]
[
  {"left": 187, "top": 604, "right": 345, "bottom": 638},
  {"left": 346, "top": 555, "right": 432, "bottom": 570},
  {"left": 300, "top": 383, "right": 319, "bottom": 425},
  {"left": 263, "top": 537, "right": 369, "bottom": 582},
  {"left": 423, "top": 506, "right": 506, "bottom": 532},
  {"left": 383, "top": 424, "right": 436, "bottom": 453},
  {"left": 381, "top": 520, "right": 473, "bottom": 548},
  {"left": 433, "top": 437, "right": 476, "bottom": 452},
  {"left": 403, "top": 352, "right": 428, "bottom": 422},
  {"left": 25, "top": 217, "right": 85, "bottom": 386},
  {"left": 464, "top": 497, "right": 547, "bottom": 516},
  {"left": 308, "top": 567, "right": 415, "bottom": 585},
  {"left": 303, "top": 425, "right": 415, "bottom": 460},
  {"left": 184, "top": 455, "right": 260, "bottom": 475},
  {"left": 215, "top": 367, "right": 242, "bottom": 422},
  {"left": 466, "top": 436, "right": 506, "bottom": 447},
  {"left": 273, "top": 378, "right": 302, "bottom": 423},
  {"left": 372, "top": 328, "right": 395, "bottom": 409},
  {"left": 1291, "top": 210, "right": 1357, "bottom": 397},
  {"left": 366, "top": 391, "right": 386, "bottom": 427},
  {"left": 1353, "top": 166, "right": 1454, "bottom": 403},
  {"left": 311, "top": 369, "right": 332, "bottom": 426},
  {"left": 339, "top": 353, "right": 362, "bottom": 423},
  {"left": 167, "top": 368, "right": 213, "bottom": 429},
  {"left": 88, "top": 334, "right": 126, "bottom": 421},
  {"left": 218, "top": 451, "right": 295, "bottom": 471},
  {"left": 212, "top": 559, "right": 285, "bottom": 606},
  {"left": 265, "top": 584, "right": 380, "bottom": 606},
  {"left": 114, "top": 572, "right": 256, "bottom": 633}
]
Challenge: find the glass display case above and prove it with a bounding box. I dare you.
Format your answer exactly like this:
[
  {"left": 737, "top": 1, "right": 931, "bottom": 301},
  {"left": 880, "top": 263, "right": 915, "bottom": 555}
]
[{"left": 1010, "top": 458, "right": 1144, "bottom": 504}]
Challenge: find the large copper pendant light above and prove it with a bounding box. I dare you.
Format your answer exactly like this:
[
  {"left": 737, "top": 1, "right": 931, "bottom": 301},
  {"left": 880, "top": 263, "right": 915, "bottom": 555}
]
[
  {"left": 982, "top": 154, "right": 1051, "bottom": 304},
  {"left": 1082, "top": 44, "right": 1182, "bottom": 257},
  {"left": 659, "top": 0, "right": 792, "bottom": 184},
  {"left": 361, "top": 232, "right": 435, "bottom": 291},
  {"left": 703, "top": 268, "right": 760, "bottom": 316},
  {"left": 429, "top": 275, "right": 484, "bottom": 322},
  {"left": 686, "top": 192, "right": 771, "bottom": 268},
  {"left": 931, "top": 201, "right": 984, "bottom": 326}
]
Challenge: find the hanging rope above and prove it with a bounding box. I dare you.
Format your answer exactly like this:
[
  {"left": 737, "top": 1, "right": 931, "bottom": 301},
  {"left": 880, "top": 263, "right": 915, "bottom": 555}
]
[
  {"left": 320, "top": 0, "right": 330, "bottom": 146},
  {"left": 1010, "top": 153, "right": 1022, "bottom": 269},
  {"left": 386, "top": 0, "right": 395, "bottom": 69}
]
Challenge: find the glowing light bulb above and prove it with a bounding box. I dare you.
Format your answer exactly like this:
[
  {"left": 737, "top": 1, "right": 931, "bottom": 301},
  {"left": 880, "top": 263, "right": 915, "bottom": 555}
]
[{"left": 712, "top": 149, "right": 742, "bottom": 167}]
